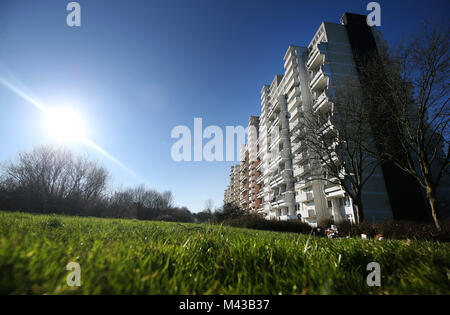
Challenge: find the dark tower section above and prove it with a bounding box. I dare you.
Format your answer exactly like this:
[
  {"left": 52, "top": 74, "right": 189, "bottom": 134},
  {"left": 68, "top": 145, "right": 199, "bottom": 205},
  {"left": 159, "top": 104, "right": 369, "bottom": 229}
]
[{"left": 341, "top": 13, "right": 429, "bottom": 222}]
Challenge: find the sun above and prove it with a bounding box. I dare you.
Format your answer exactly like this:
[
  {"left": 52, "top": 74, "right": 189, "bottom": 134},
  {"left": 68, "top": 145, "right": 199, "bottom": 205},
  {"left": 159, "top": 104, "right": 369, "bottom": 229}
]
[{"left": 44, "top": 107, "right": 86, "bottom": 142}]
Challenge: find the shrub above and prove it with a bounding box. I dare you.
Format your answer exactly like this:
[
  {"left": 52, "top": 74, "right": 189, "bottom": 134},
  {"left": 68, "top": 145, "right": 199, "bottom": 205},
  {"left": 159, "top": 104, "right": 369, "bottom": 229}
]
[
  {"left": 375, "top": 220, "right": 450, "bottom": 242},
  {"left": 156, "top": 214, "right": 176, "bottom": 222},
  {"left": 337, "top": 219, "right": 450, "bottom": 241},
  {"left": 336, "top": 221, "right": 377, "bottom": 238},
  {"left": 223, "top": 215, "right": 314, "bottom": 235},
  {"left": 317, "top": 216, "right": 333, "bottom": 229}
]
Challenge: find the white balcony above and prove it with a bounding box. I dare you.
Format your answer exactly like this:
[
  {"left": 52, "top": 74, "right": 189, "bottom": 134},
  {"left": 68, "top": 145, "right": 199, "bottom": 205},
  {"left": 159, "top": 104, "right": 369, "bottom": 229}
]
[
  {"left": 267, "top": 120, "right": 280, "bottom": 138},
  {"left": 288, "top": 96, "right": 302, "bottom": 112},
  {"left": 287, "top": 87, "right": 301, "bottom": 103},
  {"left": 306, "top": 47, "right": 324, "bottom": 71},
  {"left": 289, "top": 117, "right": 300, "bottom": 131},
  {"left": 291, "top": 141, "right": 303, "bottom": 154},
  {"left": 285, "top": 67, "right": 299, "bottom": 85},
  {"left": 286, "top": 75, "right": 300, "bottom": 91},
  {"left": 278, "top": 215, "right": 298, "bottom": 221},
  {"left": 313, "top": 91, "right": 332, "bottom": 112},
  {"left": 319, "top": 118, "right": 332, "bottom": 134},
  {"left": 294, "top": 164, "right": 310, "bottom": 177},
  {"left": 267, "top": 101, "right": 281, "bottom": 120},
  {"left": 285, "top": 56, "right": 298, "bottom": 73},
  {"left": 324, "top": 183, "right": 346, "bottom": 198},
  {"left": 256, "top": 175, "right": 264, "bottom": 184},
  {"left": 268, "top": 137, "right": 280, "bottom": 153},
  {"left": 270, "top": 173, "right": 283, "bottom": 186},
  {"left": 269, "top": 154, "right": 282, "bottom": 169},
  {"left": 297, "top": 191, "right": 314, "bottom": 203},
  {"left": 284, "top": 51, "right": 298, "bottom": 69},
  {"left": 295, "top": 180, "right": 309, "bottom": 191},
  {"left": 289, "top": 106, "right": 302, "bottom": 123},
  {"left": 309, "top": 68, "right": 328, "bottom": 91},
  {"left": 293, "top": 151, "right": 308, "bottom": 164},
  {"left": 271, "top": 194, "right": 287, "bottom": 208}
]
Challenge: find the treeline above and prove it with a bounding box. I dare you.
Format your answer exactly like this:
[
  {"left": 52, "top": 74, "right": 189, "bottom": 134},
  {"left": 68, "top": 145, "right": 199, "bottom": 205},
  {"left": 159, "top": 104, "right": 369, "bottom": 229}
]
[{"left": 0, "top": 146, "right": 222, "bottom": 223}]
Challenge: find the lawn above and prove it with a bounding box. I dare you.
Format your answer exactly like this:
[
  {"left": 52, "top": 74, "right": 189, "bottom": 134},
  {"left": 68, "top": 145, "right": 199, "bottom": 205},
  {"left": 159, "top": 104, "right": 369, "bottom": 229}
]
[{"left": 0, "top": 211, "right": 448, "bottom": 294}]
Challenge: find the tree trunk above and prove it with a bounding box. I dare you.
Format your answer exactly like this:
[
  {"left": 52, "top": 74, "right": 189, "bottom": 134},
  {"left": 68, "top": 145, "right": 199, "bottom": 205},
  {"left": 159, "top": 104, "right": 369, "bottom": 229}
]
[
  {"left": 354, "top": 200, "right": 364, "bottom": 225},
  {"left": 426, "top": 185, "right": 441, "bottom": 231}
]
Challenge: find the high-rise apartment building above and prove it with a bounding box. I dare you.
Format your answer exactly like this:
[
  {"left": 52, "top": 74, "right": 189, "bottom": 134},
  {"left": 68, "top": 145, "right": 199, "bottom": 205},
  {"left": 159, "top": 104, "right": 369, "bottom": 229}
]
[
  {"left": 225, "top": 12, "right": 442, "bottom": 225},
  {"left": 224, "top": 165, "right": 241, "bottom": 207}
]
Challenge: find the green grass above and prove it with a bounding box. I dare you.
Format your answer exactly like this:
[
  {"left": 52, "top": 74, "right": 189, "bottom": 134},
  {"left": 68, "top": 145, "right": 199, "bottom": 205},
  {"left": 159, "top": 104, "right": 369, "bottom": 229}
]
[{"left": 0, "top": 211, "right": 449, "bottom": 294}]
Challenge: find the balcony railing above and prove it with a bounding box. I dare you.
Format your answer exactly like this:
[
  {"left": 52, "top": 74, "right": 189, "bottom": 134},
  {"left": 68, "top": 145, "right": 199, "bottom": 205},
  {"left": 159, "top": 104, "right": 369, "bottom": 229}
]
[
  {"left": 269, "top": 154, "right": 282, "bottom": 169},
  {"left": 287, "top": 86, "right": 301, "bottom": 103},
  {"left": 313, "top": 91, "right": 330, "bottom": 112},
  {"left": 297, "top": 191, "right": 314, "bottom": 203},
  {"left": 291, "top": 141, "right": 303, "bottom": 154},
  {"left": 294, "top": 164, "right": 310, "bottom": 177},
  {"left": 285, "top": 56, "right": 298, "bottom": 72},
  {"left": 306, "top": 47, "right": 324, "bottom": 70},
  {"left": 309, "top": 68, "right": 324, "bottom": 88},
  {"left": 293, "top": 151, "right": 309, "bottom": 164},
  {"left": 288, "top": 96, "right": 302, "bottom": 112}
]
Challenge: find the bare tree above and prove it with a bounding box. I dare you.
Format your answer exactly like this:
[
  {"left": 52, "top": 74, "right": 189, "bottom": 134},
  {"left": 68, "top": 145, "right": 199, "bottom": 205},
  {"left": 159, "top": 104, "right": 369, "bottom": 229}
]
[
  {"left": 1, "top": 145, "right": 109, "bottom": 214},
  {"left": 363, "top": 24, "right": 449, "bottom": 230},
  {"left": 294, "top": 80, "right": 379, "bottom": 224}
]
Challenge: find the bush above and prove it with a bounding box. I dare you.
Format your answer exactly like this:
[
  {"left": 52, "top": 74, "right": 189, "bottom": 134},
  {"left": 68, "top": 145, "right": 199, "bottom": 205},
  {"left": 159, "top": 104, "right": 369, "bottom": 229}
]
[
  {"left": 223, "top": 214, "right": 314, "bottom": 235},
  {"left": 337, "top": 219, "right": 450, "bottom": 241},
  {"left": 375, "top": 220, "right": 450, "bottom": 242},
  {"left": 336, "top": 221, "right": 377, "bottom": 238},
  {"left": 317, "top": 216, "right": 333, "bottom": 229}
]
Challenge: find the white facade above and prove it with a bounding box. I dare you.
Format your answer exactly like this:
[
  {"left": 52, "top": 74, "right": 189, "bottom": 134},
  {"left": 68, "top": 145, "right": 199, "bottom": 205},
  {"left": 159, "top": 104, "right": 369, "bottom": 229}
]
[
  {"left": 257, "top": 20, "right": 394, "bottom": 225},
  {"left": 225, "top": 15, "right": 398, "bottom": 225}
]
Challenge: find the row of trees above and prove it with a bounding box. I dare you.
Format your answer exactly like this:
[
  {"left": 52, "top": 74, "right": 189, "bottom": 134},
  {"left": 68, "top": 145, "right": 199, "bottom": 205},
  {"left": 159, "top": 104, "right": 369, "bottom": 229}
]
[
  {"left": 0, "top": 146, "right": 213, "bottom": 223},
  {"left": 295, "top": 24, "right": 449, "bottom": 230}
]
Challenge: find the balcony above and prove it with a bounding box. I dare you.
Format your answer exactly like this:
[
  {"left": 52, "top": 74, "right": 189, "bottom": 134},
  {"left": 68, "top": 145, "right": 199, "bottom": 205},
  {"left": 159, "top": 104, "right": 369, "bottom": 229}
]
[
  {"left": 284, "top": 50, "right": 298, "bottom": 69},
  {"left": 268, "top": 137, "right": 280, "bottom": 153},
  {"left": 269, "top": 154, "right": 282, "bottom": 169},
  {"left": 256, "top": 175, "right": 264, "bottom": 184},
  {"left": 286, "top": 75, "right": 300, "bottom": 91},
  {"left": 309, "top": 68, "right": 328, "bottom": 91},
  {"left": 297, "top": 191, "right": 314, "bottom": 203},
  {"left": 295, "top": 180, "right": 308, "bottom": 190},
  {"left": 293, "top": 151, "right": 309, "bottom": 164},
  {"left": 319, "top": 118, "right": 332, "bottom": 134},
  {"left": 271, "top": 194, "right": 287, "bottom": 207},
  {"left": 285, "top": 66, "right": 299, "bottom": 85},
  {"left": 267, "top": 101, "right": 281, "bottom": 121},
  {"left": 289, "top": 105, "right": 302, "bottom": 122},
  {"left": 270, "top": 173, "right": 283, "bottom": 186},
  {"left": 287, "top": 86, "right": 301, "bottom": 103},
  {"left": 306, "top": 47, "right": 325, "bottom": 71},
  {"left": 324, "top": 182, "right": 346, "bottom": 198},
  {"left": 267, "top": 117, "right": 280, "bottom": 134},
  {"left": 289, "top": 117, "right": 301, "bottom": 131},
  {"left": 291, "top": 141, "right": 303, "bottom": 154},
  {"left": 288, "top": 96, "right": 302, "bottom": 112},
  {"left": 313, "top": 91, "right": 331, "bottom": 112},
  {"left": 285, "top": 56, "right": 298, "bottom": 72},
  {"left": 257, "top": 190, "right": 264, "bottom": 199},
  {"left": 294, "top": 164, "right": 310, "bottom": 177}
]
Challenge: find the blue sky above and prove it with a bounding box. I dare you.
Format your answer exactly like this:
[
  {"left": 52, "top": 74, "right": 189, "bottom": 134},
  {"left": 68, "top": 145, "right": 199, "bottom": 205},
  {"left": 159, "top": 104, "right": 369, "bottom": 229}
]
[{"left": 0, "top": 0, "right": 448, "bottom": 212}]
